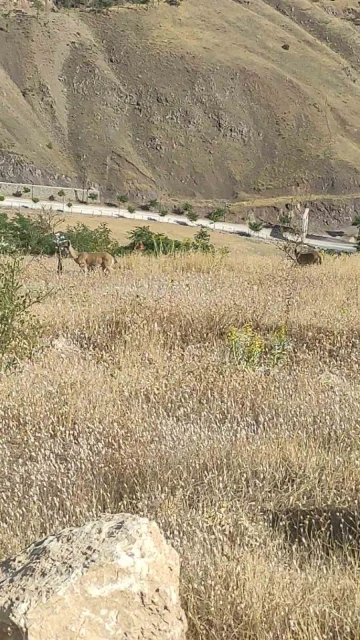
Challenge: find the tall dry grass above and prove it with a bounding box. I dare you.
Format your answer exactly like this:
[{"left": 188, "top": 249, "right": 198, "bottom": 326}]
[{"left": 1, "top": 250, "right": 360, "bottom": 639}]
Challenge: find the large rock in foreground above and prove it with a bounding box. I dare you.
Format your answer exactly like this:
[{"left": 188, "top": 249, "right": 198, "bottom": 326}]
[{"left": 0, "top": 514, "right": 187, "bottom": 640}]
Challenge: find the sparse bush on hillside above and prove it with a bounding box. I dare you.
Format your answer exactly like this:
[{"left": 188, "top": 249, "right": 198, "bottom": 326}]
[
  {"left": 32, "top": 197, "right": 40, "bottom": 204},
  {"left": 23, "top": 187, "right": 31, "bottom": 194},
  {"left": 186, "top": 210, "right": 199, "bottom": 222},
  {"left": 88, "top": 192, "right": 98, "bottom": 202},
  {"left": 118, "top": 194, "right": 129, "bottom": 204},
  {"left": 127, "top": 205, "right": 136, "bottom": 214},
  {"left": 49, "top": 195, "right": 56, "bottom": 202},
  {"left": 248, "top": 220, "right": 263, "bottom": 233},
  {"left": 148, "top": 199, "right": 159, "bottom": 211},
  {"left": 0, "top": 195, "right": 4, "bottom": 202},
  {"left": 183, "top": 202, "right": 193, "bottom": 213},
  {"left": 208, "top": 208, "right": 225, "bottom": 224},
  {"left": 12, "top": 191, "right": 22, "bottom": 198},
  {"left": 278, "top": 213, "right": 291, "bottom": 226}
]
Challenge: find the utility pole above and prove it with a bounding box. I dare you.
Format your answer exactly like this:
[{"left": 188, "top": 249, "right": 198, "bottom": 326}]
[{"left": 301, "top": 206, "right": 309, "bottom": 244}]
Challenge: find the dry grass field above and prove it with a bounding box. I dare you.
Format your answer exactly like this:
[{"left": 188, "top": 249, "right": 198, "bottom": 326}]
[{"left": 1, "top": 248, "right": 360, "bottom": 638}]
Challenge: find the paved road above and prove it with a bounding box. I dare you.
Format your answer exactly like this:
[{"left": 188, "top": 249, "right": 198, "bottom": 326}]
[{"left": 0, "top": 197, "right": 357, "bottom": 254}]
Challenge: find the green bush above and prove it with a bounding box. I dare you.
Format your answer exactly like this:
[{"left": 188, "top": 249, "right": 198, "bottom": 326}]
[
  {"left": 58, "top": 190, "right": 65, "bottom": 198},
  {"left": 88, "top": 192, "right": 98, "bottom": 202},
  {"left": 12, "top": 191, "right": 22, "bottom": 198},
  {"left": 183, "top": 202, "right": 193, "bottom": 213},
  {"left": 278, "top": 213, "right": 291, "bottom": 226},
  {"left": 248, "top": 220, "right": 263, "bottom": 233},
  {"left": 0, "top": 195, "right": 4, "bottom": 202},
  {"left": 66, "top": 201, "right": 73, "bottom": 208},
  {"left": 127, "top": 205, "right": 136, "bottom": 214},
  {"left": 5, "top": 212, "right": 56, "bottom": 255},
  {"left": 125, "top": 225, "right": 216, "bottom": 256},
  {"left": 118, "top": 194, "right": 129, "bottom": 204},
  {"left": 159, "top": 208, "right": 168, "bottom": 217},
  {"left": 148, "top": 199, "right": 159, "bottom": 210},
  {"left": 186, "top": 210, "right": 199, "bottom": 222},
  {"left": 65, "top": 222, "right": 120, "bottom": 255},
  {"left": 23, "top": 187, "right": 31, "bottom": 194},
  {"left": 49, "top": 195, "right": 56, "bottom": 202},
  {"left": 208, "top": 208, "right": 225, "bottom": 224},
  {"left": 32, "top": 197, "right": 40, "bottom": 204},
  {"left": 0, "top": 255, "right": 50, "bottom": 370}
]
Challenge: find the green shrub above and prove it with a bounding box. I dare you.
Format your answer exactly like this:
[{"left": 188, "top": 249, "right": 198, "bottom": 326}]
[
  {"left": 148, "top": 199, "right": 159, "bottom": 210},
  {"left": 248, "top": 220, "right": 263, "bottom": 233},
  {"left": 127, "top": 205, "right": 136, "bottom": 214},
  {"left": 88, "top": 192, "right": 98, "bottom": 202},
  {"left": 13, "top": 191, "right": 22, "bottom": 198},
  {"left": 118, "top": 194, "right": 129, "bottom": 204},
  {"left": 66, "top": 201, "right": 73, "bottom": 208},
  {"left": 278, "top": 213, "right": 291, "bottom": 226},
  {"left": 23, "top": 187, "right": 31, "bottom": 194},
  {"left": 186, "top": 210, "right": 199, "bottom": 222},
  {"left": 58, "top": 190, "right": 65, "bottom": 198},
  {"left": 159, "top": 208, "right": 168, "bottom": 217},
  {"left": 65, "top": 222, "right": 120, "bottom": 255},
  {"left": 5, "top": 212, "right": 56, "bottom": 255},
  {"left": 32, "top": 197, "right": 40, "bottom": 204},
  {"left": 194, "top": 226, "right": 210, "bottom": 244},
  {"left": 0, "top": 195, "right": 4, "bottom": 202},
  {"left": 0, "top": 256, "right": 50, "bottom": 370},
  {"left": 183, "top": 202, "right": 193, "bottom": 213},
  {"left": 49, "top": 195, "right": 56, "bottom": 202},
  {"left": 125, "top": 225, "right": 216, "bottom": 256},
  {"left": 208, "top": 208, "right": 225, "bottom": 224}
]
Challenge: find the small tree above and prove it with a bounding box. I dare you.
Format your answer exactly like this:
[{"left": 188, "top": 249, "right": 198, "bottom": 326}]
[
  {"left": 159, "top": 208, "right": 168, "bottom": 217},
  {"left": 208, "top": 209, "right": 225, "bottom": 224},
  {"left": 186, "top": 210, "right": 199, "bottom": 223},
  {"left": 118, "top": 194, "right": 129, "bottom": 204},
  {"left": 58, "top": 190, "right": 66, "bottom": 210},
  {"left": 0, "top": 256, "right": 50, "bottom": 370},
  {"left": 88, "top": 192, "right": 98, "bottom": 202},
  {"left": 66, "top": 201, "right": 73, "bottom": 209},
  {"left": 0, "top": 195, "right": 4, "bottom": 202},
  {"left": 194, "top": 227, "right": 210, "bottom": 244},
  {"left": 183, "top": 202, "right": 193, "bottom": 213},
  {"left": 248, "top": 220, "right": 263, "bottom": 233},
  {"left": 149, "top": 199, "right": 159, "bottom": 210},
  {"left": 32, "top": 197, "right": 40, "bottom": 204},
  {"left": 23, "top": 187, "right": 31, "bottom": 194},
  {"left": 127, "top": 205, "right": 136, "bottom": 214}
]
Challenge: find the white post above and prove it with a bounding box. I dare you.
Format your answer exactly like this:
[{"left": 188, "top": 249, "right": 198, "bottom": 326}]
[{"left": 301, "top": 207, "right": 309, "bottom": 244}]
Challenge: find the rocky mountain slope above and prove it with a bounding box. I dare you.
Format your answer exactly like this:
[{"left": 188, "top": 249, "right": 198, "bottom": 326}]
[{"left": 1, "top": 0, "right": 360, "bottom": 207}]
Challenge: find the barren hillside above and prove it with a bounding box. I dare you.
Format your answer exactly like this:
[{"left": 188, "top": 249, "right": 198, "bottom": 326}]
[{"left": 1, "top": 0, "right": 360, "bottom": 207}]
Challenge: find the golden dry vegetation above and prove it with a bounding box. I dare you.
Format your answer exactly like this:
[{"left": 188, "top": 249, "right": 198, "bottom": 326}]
[{"left": 1, "top": 248, "right": 360, "bottom": 639}]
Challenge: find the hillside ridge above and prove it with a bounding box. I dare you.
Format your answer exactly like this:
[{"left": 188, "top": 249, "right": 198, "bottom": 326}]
[{"left": 1, "top": 0, "right": 360, "bottom": 213}]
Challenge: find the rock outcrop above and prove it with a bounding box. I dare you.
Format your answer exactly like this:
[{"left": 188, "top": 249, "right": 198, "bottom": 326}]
[{"left": 0, "top": 514, "right": 187, "bottom": 640}]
